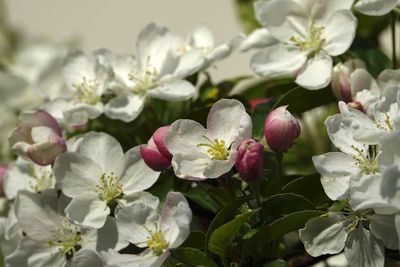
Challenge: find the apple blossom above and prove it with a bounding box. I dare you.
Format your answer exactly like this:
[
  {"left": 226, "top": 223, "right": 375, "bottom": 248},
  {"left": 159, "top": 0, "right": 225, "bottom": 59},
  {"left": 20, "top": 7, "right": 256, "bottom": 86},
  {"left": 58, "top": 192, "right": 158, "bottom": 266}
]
[
  {"left": 165, "top": 98, "right": 252, "bottom": 180},
  {"left": 44, "top": 49, "right": 112, "bottom": 126},
  {"left": 235, "top": 139, "right": 264, "bottom": 182},
  {"left": 140, "top": 126, "right": 172, "bottom": 172},
  {"left": 173, "top": 24, "right": 243, "bottom": 69},
  {"left": 103, "top": 23, "right": 204, "bottom": 122},
  {"left": 3, "top": 158, "right": 55, "bottom": 199},
  {"left": 299, "top": 207, "right": 398, "bottom": 267},
  {"left": 6, "top": 190, "right": 118, "bottom": 267},
  {"left": 9, "top": 109, "right": 67, "bottom": 166},
  {"left": 251, "top": 0, "right": 357, "bottom": 90},
  {"left": 264, "top": 106, "right": 300, "bottom": 152},
  {"left": 102, "top": 192, "right": 192, "bottom": 267},
  {"left": 53, "top": 132, "right": 160, "bottom": 228},
  {"left": 355, "top": 0, "right": 400, "bottom": 16}
]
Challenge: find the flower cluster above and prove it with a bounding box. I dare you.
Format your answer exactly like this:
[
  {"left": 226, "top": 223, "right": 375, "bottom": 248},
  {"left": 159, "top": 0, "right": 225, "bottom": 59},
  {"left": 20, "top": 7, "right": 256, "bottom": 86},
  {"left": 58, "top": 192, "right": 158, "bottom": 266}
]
[
  {"left": 0, "top": 0, "right": 399, "bottom": 266},
  {"left": 303, "top": 70, "right": 400, "bottom": 266}
]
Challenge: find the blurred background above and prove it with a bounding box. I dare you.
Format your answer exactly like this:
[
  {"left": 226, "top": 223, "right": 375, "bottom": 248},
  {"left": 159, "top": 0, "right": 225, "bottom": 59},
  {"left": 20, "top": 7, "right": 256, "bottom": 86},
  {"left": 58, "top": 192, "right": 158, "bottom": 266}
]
[{"left": 5, "top": 0, "right": 253, "bottom": 82}]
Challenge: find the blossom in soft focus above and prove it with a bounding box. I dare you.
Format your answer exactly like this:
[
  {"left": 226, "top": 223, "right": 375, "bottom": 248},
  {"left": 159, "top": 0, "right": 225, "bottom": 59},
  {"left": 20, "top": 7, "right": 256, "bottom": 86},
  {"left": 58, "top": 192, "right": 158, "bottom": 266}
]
[
  {"left": 103, "top": 23, "right": 203, "bottom": 122},
  {"left": 264, "top": 106, "right": 300, "bottom": 152},
  {"left": 332, "top": 59, "right": 366, "bottom": 103},
  {"left": 140, "top": 126, "right": 172, "bottom": 172},
  {"left": 53, "top": 132, "right": 160, "bottom": 228},
  {"left": 102, "top": 192, "right": 192, "bottom": 267},
  {"left": 3, "top": 158, "right": 55, "bottom": 199},
  {"left": 235, "top": 139, "right": 264, "bottom": 182},
  {"left": 355, "top": 0, "right": 400, "bottom": 16},
  {"left": 165, "top": 98, "right": 252, "bottom": 180},
  {"left": 6, "top": 190, "right": 118, "bottom": 267},
  {"left": 173, "top": 24, "right": 244, "bottom": 69},
  {"left": 251, "top": 0, "right": 357, "bottom": 90},
  {"left": 43, "top": 49, "right": 112, "bottom": 126},
  {"left": 9, "top": 109, "right": 66, "bottom": 166}
]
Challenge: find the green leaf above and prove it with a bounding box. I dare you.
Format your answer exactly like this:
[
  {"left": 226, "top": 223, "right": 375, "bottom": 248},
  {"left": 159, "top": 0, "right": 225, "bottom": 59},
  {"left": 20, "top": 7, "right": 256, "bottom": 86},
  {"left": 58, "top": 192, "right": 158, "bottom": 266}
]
[
  {"left": 184, "top": 186, "right": 220, "bottom": 214},
  {"left": 262, "top": 259, "right": 290, "bottom": 267},
  {"left": 171, "top": 247, "right": 218, "bottom": 267},
  {"left": 273, "top": 87, "right": 335, "bottom": 115},
  {"left": 261, "top": 193, "right": 315, "bottom": 222},
  {"left": 205, "top": 195, "right": 253, "bottom": 252},
  {"left": 242, "top": 210, "right": 325, "bottom": 258},
  {"left": 147, "top": 175, "right": 174, "bottom": 203},
  {"left": 234, "top": 0, "right": 261, "bottom": 34},
  {"left": 282, "top": 173, "right": 330, "bottom": 207},
  {"left": 208, "top": 210, "right": 257, "bottom": 262},
  {"left": 252, "top": 100, "right": 276, "bottom": 138},
  {"left": 353, "top": 48, "right": 391, "bottom": 77},
  {"left": 181, "top": 231, "right": 206, "bottom": 250}
]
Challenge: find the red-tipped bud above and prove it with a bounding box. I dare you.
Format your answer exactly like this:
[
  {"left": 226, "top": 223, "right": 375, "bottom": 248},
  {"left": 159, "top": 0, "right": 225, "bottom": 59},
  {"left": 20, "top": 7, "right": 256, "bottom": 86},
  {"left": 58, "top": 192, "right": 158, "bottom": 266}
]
[
  {"left": 235, "top": 139, "right": 264, "bottom": 182},
  {"left": 264, "top": 106, "right": 300, "bottom": 152},
  {"left": 140, "top": 126, "right": 172, "bottom": 172},
  {"left": 331, "top": 59, "right": 365, "bottom": 103},
  {"left": 249, "top": 98, "right": 271, "bottom": 112}
]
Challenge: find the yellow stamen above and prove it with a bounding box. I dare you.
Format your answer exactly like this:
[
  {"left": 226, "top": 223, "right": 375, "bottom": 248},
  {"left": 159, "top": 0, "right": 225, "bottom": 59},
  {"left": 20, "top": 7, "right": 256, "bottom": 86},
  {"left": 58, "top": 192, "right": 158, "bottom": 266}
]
[
  {"left": 73, "top": 77, "right": 101, "bottom": 105},
  {"left": 290, "top": 21, "right": 325, "bottom": 57},
  {"left": 197, "top": 136, "right": 229, "bottom": 160},
  {"left": 95, "top": 172, "right": 123, "bottom": 204}
]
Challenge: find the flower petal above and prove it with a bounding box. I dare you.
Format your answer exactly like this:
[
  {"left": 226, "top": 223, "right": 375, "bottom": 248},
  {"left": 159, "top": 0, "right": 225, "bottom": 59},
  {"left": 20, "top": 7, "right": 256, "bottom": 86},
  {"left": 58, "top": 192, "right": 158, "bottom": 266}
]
[
  {"left": 53, "top": 152, "right": 101, "bottom": 197},
  {"left": 76, "top": 132, "right": 125, "bottom": 174},
  {"left": 370, "top": 214, "right": 399, "bottom": 250},
  {"left": 344, "top": 226, "right": 384, "bottom": 267},
  {"left": 250, "top": 44, "right": 307, "bottom": 79},
  {"left": 160, "top": 192, "right": 192, "bottom": 248},
  {"left": 102, "top": 249, "right": 169, "bottom": 267},
  {"left": 312, "top": 152, "right": 356, "bottom": 200},
  {"left": 65, "top": 192, "right": 109, "bottom": 228},
  {"left": 299, "top": 213, "right": 348, "bottom": 257},
  {"left": 119, "top": 146, "right": 160, "bottom": 195},
  {"left": 207, "top": 98, "right": 252, "bottom": 145},
  {"left": 295, "top": 52, "right": 333, "bottom": 90},
  {"left": 323, "top": 10, "right": 357, "bottom": 56},
  {"left": 355, "top": 0, "right": 398, "bottom": 16},
  {"left": 240, "top": 28, "right": 278, "bottom": 52},
  {"left": 147, "top": 80, "right": 196, "bottom": 101},
  {"left": 104, "top": 93, "right": 145, "bottom": 123}
]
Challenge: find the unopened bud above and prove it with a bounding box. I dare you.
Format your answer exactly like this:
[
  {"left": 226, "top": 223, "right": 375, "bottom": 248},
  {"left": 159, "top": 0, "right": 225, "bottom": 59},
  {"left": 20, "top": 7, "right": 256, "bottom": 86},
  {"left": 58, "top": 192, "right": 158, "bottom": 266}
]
[
  {"left": 331, "top": 59, "right": 365, "bottom": 103},
  {"left": 140, "top": 126, "right": 172, "bottom": 172},
  {"left": 9, "top": 110, "right": 67, "bottom": 166},
  {"left": 235, "top": 139, "right": 263, "bottom": 182},
  {"left": 264, "top": 106, "right": 300, "bottom": 152}
]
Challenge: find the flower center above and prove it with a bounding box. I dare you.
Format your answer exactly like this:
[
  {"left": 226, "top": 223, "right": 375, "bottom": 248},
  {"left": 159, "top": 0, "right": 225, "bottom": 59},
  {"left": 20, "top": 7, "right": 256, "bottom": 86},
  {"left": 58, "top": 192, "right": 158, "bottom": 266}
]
[
  {"left": 337, "top": 201, "right": 374, "bottom": 232},
  {"left": 290, "top": 21, "right": 325, "bottom": 57},
  {"left": 28, "top": 165, "right": 55, "bottom": 193},
  {"left": 48, "top": 220, "right": 81, "bottom": 259},
  {"left": 73, "top": 77, "right": 101, "bottom": 105},
  {"left": 351, "top": 145, "right": 379, "bottom": 175},
  {"left": 376, "top": 112, "right": 394, "bottom": 131},
  {"left": 95, "top": 172, "right": 123, "bottom": 204},
  {"left": 128, "top": 56, "right": 158, "bottom": 94},
  {"left": 197, "top": 136, "right": 229, "bottom": 160},
  {"left": 145, "top": 225, "right": 168, "bottom": 256}
]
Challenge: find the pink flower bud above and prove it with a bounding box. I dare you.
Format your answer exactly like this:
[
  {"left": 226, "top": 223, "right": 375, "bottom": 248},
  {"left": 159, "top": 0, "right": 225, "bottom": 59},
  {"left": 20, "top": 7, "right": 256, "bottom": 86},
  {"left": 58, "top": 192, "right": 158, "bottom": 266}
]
[
  {"left": 331, "top": 59, "right": 365, "bottom": 103},
  {"left": 9, "top": 110, "right": 67, "bottom": 166},
  {"left": 140, "top": 126, "right": 172, "bottom": 172},
  {"left": 235, "top": 139, "right": 263, "bottom": 182},
  {"left": 264, "top": 106, "right": 300, "bottom": 152}
]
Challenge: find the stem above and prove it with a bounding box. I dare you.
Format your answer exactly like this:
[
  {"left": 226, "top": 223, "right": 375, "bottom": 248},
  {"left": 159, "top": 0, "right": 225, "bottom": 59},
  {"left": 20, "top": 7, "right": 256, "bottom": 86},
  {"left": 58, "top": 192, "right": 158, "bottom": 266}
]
[
  {"left": 391, "top": 11, "right": 397, "bottom": 69},
  {"left": 275, "top": 152, "right": 284, "bottom": 192}
]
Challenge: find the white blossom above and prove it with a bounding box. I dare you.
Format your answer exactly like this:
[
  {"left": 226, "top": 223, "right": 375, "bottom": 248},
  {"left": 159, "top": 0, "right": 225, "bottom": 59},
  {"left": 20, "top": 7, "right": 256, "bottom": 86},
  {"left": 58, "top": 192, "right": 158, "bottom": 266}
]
[
  {"left": 251, "top": 0, "right": 357, "bottom": 90},
  {"left": 53, "top": 132, "right": 160, "bottom": 228},
  {"left": 165, "top": 98, "right": 252, "bottom": 180}
]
